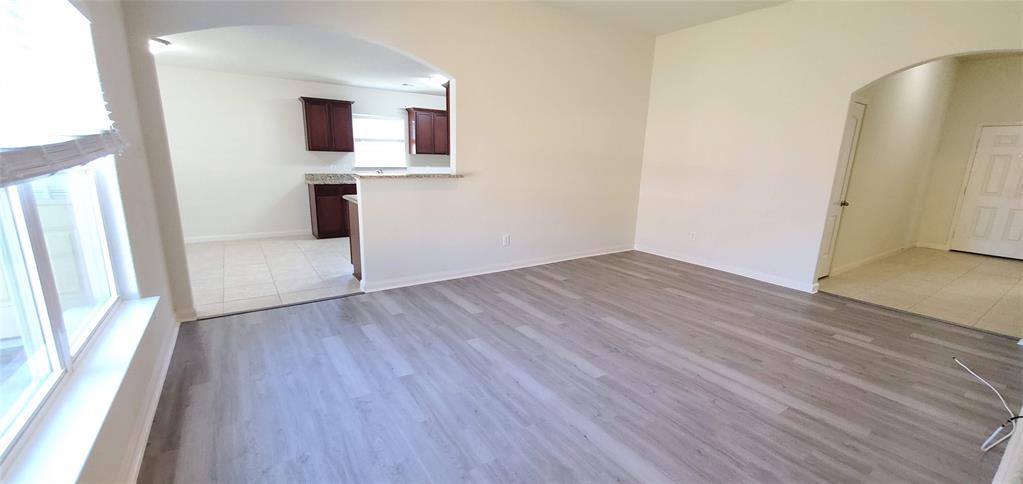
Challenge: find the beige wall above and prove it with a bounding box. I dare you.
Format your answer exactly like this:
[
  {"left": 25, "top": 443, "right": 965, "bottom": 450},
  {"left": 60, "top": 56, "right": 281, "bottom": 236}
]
[
  {"left": 74, "top": 2, "right": 180, "bottom": 482},
  {"left": 635, "top": 1, "right": 1023, "bottom": 291},
  {"left": 122, "top": 0, "right": 655, "bottom": 303},
  {"left": 830, "top": 58, "right": 959, "bottom": 271},
  {"left": 917, "top": 53, "right": 1023, "bottom": 247}
]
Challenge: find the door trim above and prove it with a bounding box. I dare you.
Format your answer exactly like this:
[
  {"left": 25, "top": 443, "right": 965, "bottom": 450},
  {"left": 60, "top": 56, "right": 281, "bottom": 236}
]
[
  {"left": 945, "top": 122, "right": 1023, "bottom": 250},
  {"left": 816, "top": 101, "right": 868, "bottom": 279}
]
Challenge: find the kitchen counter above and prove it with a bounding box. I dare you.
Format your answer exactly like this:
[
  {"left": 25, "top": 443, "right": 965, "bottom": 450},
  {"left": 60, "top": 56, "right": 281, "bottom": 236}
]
[
  {"left": 305, "top": 173, "right": 356, "bottom": 185},
  {"left": 352, "top": 172, "right": 463, "bottom": 179},
  {"left": 342, "top": 195, "right": 359, "bottom": 204}
]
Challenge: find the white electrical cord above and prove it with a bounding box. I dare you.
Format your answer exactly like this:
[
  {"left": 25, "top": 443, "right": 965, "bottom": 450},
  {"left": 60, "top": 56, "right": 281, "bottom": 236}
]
[{"left": 953, "top": 356, "right": 1018, "bottom": 452}]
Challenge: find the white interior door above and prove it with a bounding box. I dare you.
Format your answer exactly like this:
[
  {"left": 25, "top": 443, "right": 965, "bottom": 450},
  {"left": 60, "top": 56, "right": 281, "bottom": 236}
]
[
  {"left": 816, "top": 102, "right": 867, "bottom": 278},
  {"left": 950, "top": 125, "right": 1023, "bottom": 260}
]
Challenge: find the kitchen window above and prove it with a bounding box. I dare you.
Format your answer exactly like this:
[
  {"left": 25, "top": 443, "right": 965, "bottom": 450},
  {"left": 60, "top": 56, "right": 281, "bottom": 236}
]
[
  {"left": 352, "top": 114, "right": 406, "bottom": 168},
  {"left": 0, "top": 0, "right": 129, "bottom": 461}
]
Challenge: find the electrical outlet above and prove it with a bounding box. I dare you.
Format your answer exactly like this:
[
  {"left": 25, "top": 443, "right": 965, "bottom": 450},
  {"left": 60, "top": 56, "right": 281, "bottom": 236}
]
[
  {"left": 502, "top": 234, "right": 511, "bottom": 247},
  {"left": 689, "top": 232, "right": 697, "bottom": 241}
]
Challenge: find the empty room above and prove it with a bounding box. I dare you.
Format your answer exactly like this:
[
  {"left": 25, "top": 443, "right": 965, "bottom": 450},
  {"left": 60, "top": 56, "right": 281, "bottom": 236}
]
[{"left": 0, "top": 1, "right": 1021, "bottom": 484}]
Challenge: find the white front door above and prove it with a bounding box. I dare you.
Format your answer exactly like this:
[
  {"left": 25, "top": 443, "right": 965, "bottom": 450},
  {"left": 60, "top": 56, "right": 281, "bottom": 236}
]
[
  {"left": 817, "top": 102, "right": 867, "bottom": 278},
  {"left": 951, "top": 125, "right": 1023, "bottom": 260}
]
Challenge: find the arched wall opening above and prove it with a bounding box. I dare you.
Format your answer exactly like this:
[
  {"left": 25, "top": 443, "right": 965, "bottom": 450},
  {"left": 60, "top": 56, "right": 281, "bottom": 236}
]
[
  {"left": 815, "top": 49, "right": 1023, "bottom": 339},
  {"left": 145, "top": 22, "right": 459, "bottom": 318},
  {"left": 124, "top": 0, "right": 658, "bottom": 325}
]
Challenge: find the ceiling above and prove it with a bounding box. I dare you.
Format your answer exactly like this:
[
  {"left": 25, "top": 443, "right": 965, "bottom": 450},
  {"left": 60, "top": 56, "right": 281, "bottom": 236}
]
[
  {"left": 154, "top": 26, "right": 446, "bottom": 95},
  {"left": 548, "top": 1, "right": 784, "bottom": 35}
]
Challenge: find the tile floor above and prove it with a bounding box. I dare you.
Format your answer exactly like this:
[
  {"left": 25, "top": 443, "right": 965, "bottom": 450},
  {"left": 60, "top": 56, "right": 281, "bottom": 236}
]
[
  {"left": 819, "top": 247, "right": 1022, "bottom": 338},
  {"left": 185, "top": 236, "right": 361, "bottom": 318}
]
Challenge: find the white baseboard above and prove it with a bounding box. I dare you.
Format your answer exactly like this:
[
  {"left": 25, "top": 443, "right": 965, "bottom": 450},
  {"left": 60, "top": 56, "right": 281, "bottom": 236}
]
[
  {"left": 183, "top": 229, "right": 309, "bottom": 244},
  {"left": 174, "top": 307, "right": 196, "bottom": 323},
  {"left": 914, "top": 241, "right": 950, "bottom": 251},
  {"left": 829, "top": 246, "right": 908, "bottom": 276},
  {"left": 633, "top": 244, "right": 817, "bottom": 293},
  {"left": 120, "top": 321, "right": 179, "bottom": 484},
  {"left": 362, "top": 245, "right": 633, "bottom": 292}
]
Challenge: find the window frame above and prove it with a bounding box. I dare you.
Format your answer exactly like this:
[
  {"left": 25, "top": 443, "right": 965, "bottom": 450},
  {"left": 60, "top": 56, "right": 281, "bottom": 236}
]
[
  {"left": 0, "top": 159, "right": 122, "bottom": 461},
  {"left": 352, "top": 113, "right": 408, "bottom": 168}
]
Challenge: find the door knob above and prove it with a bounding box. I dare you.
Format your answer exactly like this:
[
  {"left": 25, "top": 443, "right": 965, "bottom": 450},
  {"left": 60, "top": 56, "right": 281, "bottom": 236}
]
[{"left": 839, "top": 201, "right": 850, "bottom": 207}]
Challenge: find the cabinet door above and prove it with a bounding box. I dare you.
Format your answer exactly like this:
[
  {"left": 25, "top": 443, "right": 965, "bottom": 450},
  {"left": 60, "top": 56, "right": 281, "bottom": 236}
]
[
  {"left": 329, "top": 102, "right": 354, "bottom": 152},
  {"left": 414, "top": 111, "right": 436, "bottom": 154},
  {"left": 315, "top": 195, "right": 345, "bottom": 236},
  {"left": 302, "top": 100, "right": 332, "bottom": 151},
  {"left": 434, "top": 112, "right": 449, "bottom": 155}
]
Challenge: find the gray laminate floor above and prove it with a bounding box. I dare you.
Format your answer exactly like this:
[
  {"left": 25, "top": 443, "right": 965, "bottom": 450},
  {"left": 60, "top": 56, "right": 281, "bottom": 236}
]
[{"left": 139, "top": 251, "right": 1023, "bottom": 483}]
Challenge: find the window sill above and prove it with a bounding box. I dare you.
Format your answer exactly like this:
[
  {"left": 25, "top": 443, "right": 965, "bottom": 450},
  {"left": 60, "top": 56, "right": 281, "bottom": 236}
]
[{"left": 0, "top": 297, "right": 160, "bottom": 483}]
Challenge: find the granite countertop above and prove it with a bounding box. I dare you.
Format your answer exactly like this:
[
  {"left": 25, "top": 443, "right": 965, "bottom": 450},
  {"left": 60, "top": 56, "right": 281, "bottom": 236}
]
[
  {"left": 342, "top": 195, "right": 359, "bottom": 204},
  {"left": 351, "top": 172, "right": 464, "bottom": 179},
  {"left": 305, "top": 173, "right": 356, "bottom": 185}
]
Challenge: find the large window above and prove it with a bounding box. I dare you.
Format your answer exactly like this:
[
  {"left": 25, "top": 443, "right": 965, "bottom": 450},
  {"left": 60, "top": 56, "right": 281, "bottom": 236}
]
[
  {"left": 353, "top": 114, "right": 407, "bottom": 168},
  {"left": 0, "top": 0, "right": 127, "bottom": 459}
]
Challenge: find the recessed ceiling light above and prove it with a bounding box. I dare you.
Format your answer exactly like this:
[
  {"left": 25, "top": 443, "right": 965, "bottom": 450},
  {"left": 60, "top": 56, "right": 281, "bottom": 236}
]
[
  {"left": 149, "top": 38, "right": 174, "bottom": 55},
  {"left": 402, "top": 83, "right": 414, "bottom": 87}
]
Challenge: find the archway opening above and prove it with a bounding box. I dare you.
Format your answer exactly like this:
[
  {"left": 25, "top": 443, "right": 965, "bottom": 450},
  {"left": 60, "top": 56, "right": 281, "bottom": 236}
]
[
  {"left": 815, "top": 51, "right": 1023, "bottom": 339},
  {"left": 150, "top": 25, "right": 456, "bottom": 318}
]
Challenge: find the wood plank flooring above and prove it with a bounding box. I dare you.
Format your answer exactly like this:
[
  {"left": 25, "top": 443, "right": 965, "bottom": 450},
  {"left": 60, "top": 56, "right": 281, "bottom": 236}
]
[{"left": 139, "top": 251, "right": 1023, "bottom": 483}]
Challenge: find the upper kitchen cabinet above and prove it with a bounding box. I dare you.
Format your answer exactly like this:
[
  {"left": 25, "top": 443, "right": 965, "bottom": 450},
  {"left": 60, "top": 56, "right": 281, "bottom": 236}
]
[
  {"left": 300, "top": 97, "right": 354, "bottom": 152},
  {"left": 407, "top": 107, "right": 449, "bottom": 155}
]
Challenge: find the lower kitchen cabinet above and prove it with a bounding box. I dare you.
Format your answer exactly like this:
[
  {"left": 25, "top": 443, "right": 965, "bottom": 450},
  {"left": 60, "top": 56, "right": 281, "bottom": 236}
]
[{"left": 308, "top": 183, "right": 357, "bottom": 238}]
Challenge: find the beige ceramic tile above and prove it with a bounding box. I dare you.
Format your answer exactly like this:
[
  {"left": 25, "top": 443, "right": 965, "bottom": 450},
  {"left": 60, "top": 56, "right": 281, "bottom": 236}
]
[
  {"left": 192, "top": 287, "right": 224, "bottom": 306},
  {"left": 223, "top": 294, "right": 282, "bottom": 314},
  {"left": 975, "top": 306, "right": 1023, "bottom": 337},
  {"left": 224, "top": 263, "right": 274, "bottom": 287},
  {"left": 195, "top": 303, "right": 223, "bottom": 319},
  {"left": 857, "top": 286, "right": 930, "bottom": 310},
  {"left": 186, "top": 236, "right": 357, "bottom": 318},
  {"left": 911, "top": 293, "right": 997, "bottom": 326},
  {"left": 224, "top": 282, "right": 278, "bottom": 302},
  {"left": 934, "top": 272, "right": 1015, "bottom": 300},
  {"left": 822, "top": 248, "right": 1022, "bottom": 338},
  {"left": 274, "top": 274, "right": 327, "bottom": 294},
  {"left": 973, "top": 257, "right": 1023, "bottom": 279},
  {"left": 279, "top": 285, "right": 354, "bottom": 305},
  {"left": 190, "top": 275, "right": 224, "bottom": 292}
]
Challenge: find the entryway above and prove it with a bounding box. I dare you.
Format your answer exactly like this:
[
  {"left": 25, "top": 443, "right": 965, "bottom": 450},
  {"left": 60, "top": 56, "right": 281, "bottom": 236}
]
[
  {"left": 815, "top": 52, "right": 1023, "bottom": 339},
  {"left": 820, "top": 248, "right": 1021, "bottom": 337}
]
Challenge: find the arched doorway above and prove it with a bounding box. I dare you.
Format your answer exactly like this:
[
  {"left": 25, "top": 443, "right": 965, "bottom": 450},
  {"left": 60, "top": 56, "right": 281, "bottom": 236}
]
[
  {"left": 816, "top": 51, "right": 1023, "bottom": 339},
  {"left": 150, "top": 25, "right": 456, "bottom": 319}
]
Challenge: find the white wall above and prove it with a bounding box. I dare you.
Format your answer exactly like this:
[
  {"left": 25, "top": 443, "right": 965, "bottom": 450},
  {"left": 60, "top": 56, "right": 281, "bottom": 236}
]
[
  {"left": 155, "top": 65, "right": 447, "bottom": 241},
  {"left": 829, "top": 58, "right": 958, "bottom": 271},
  {"left": 635, "top": 1, "right": 1023, "bottom": 292},
  {"left": 122, "top": 1, "right": 655, "bottom": 305},
  {"left": 74, "top": 1, "right": 180, "bottom": 481},
  {"left": 917, "top": 53, "right": 1023, "bottom": 247}
]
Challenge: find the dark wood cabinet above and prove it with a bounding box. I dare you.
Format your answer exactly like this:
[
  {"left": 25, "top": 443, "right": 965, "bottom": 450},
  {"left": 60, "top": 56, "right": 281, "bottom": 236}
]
[
  {"left": 301, "top": 97, "right": 354, "bottom": 152},
  {"left": 407, "top": 107, "right": 449, "bottom": 155},
  {"left": 308, "top": 183, "right": 357, "bottom": 238}
]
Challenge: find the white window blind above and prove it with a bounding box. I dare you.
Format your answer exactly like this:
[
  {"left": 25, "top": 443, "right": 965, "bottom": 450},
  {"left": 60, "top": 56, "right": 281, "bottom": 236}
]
[
  {"left": 0, "top": 0, "right": 126, "bottom": 462},
  {"left": 0, "top": 0, "right": 125, "bottom": 187}
]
